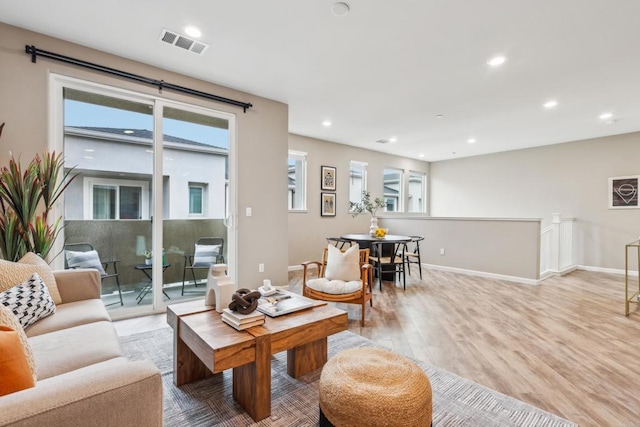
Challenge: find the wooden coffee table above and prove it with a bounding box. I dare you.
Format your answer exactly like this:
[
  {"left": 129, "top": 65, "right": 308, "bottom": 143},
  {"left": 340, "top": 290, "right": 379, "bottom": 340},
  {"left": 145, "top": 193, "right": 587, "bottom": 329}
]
[{"left": 167, "top": 299, "right": 348, "bottom": 422}]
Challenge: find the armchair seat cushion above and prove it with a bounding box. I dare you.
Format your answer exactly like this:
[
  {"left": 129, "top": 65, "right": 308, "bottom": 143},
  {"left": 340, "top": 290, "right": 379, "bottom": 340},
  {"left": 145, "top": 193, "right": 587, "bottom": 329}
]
[{"left": 307, "top": 277, "right": 362, "bottom": 295}]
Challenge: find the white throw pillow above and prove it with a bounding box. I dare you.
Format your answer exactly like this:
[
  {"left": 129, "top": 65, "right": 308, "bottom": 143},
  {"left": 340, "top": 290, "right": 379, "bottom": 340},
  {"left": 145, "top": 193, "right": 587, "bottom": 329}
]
[
  {"left": 65, "top": 250, "right": 106, "bottom": 275},
  {"left": 0, "top": 273, "right": 56, "bottom": 329},
  {"left": 193, "top": 244, "right": 221, "bottom": 265},
  {"left": 325, "top": 244, "right": 361, "bottom": 282}
]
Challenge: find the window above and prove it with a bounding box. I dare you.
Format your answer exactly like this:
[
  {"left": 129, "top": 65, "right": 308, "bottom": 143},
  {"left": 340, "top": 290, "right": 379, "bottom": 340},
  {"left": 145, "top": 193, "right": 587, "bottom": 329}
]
[
  {"left": 349, "top": 161, "right": 368, "bottom": 210},
  {"left": 84, "top": 177, "right": 149, "bottom": 220},
  {"left": 288, "top": 150, "right": 307, "bottom": 211},
  {"left": 383, "top": 168, "right": 403, "bottom": 212},
  {"left": 408, "top": 171, "right": 426, "bottom": 213},
  {"left": 189, "top": 183, "right": 206, "bottom": 215}
]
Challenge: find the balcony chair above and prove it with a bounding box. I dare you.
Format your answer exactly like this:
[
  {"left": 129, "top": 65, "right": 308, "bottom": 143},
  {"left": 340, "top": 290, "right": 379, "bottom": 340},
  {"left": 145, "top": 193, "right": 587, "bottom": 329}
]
[
  {"left": 369, "top": 240, "right": 407, "bottom": 290},
  {"left": 302, "top": 244, "right": 374, "bottom": 327},
  {"left": 64, "top": 242, "right": 123, "bottom": 306},
  {"left": 182, "top": 237, "right": 225, "bottom": 296},
  {"left": 405, "top": 235, "right": 424, "bottom": 279}
]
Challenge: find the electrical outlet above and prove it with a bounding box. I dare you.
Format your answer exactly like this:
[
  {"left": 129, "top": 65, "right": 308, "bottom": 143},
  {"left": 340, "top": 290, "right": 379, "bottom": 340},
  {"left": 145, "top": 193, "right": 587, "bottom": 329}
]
[
  {"left": 246, "top": 207, "right": 252, "bottom": 217},
  {"left": 258, "top": 263, "right": 264, "bottom": 272},
  {"left": 440, "top": 248, "right": 445, "bottom": 255}
]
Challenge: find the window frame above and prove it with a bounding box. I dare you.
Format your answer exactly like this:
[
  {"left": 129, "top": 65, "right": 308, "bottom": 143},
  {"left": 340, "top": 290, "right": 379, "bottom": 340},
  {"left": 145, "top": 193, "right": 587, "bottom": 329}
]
[
  {"left": 407, "top": 170, "right": 427, "bottom": 213},
  {"left": 188, "top": 183, "right": 206, "bottom": 216},
  {"left": 349, "top": 160, "right": 368, "bottom": 212},
  {"left": 83, "top": 177, "right": 150, "bottom": 220},
  {"left": 288, "top": 150, "right": 308, "bottom": 212},
  {"left": 382, "top": 167, "right": 404, "bottom": 213}
]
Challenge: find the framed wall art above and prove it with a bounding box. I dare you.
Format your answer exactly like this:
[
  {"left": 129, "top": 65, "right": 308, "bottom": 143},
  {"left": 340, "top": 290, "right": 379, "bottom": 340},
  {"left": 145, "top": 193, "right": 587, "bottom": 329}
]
[
  {"left": 609, "top": 175, "right": 639, "bottom": 209},
  {"left": 321, "top": 192, "right": 336, "bottom": 217},
  {"left": 321, "top": 166, "right": 336, "bottom": 191}
]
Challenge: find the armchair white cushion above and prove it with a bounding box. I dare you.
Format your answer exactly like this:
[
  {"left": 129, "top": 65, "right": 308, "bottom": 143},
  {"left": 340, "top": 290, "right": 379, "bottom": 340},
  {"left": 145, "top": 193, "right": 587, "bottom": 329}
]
[
  {"left": 325, "top": 244, "right": 360, "bottom": 281},
  {"left": 306, "top": 278, "right": 363, "bottom": 295}
]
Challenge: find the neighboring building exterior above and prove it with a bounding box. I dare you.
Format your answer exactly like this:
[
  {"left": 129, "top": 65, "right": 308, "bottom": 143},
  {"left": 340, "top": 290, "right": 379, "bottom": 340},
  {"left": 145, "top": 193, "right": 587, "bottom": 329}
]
[{"left": 63, "top": 127, "right": 228, "bottom": 221}]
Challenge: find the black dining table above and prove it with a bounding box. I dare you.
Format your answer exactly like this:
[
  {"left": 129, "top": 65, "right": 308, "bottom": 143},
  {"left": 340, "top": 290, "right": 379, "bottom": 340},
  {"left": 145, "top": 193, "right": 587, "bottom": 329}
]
[
  {"left": 341, "top": 234, "right": 411, "bottom": 281},
  {"left": 341, "top": 233, "right": 412, "bottom": 245}
]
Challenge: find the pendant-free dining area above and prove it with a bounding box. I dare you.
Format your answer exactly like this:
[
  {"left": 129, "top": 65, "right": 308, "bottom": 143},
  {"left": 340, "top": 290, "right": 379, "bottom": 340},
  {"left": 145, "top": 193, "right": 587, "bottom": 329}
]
[{"left": 328, "top": 233, "right": 424, "bottom": 290}]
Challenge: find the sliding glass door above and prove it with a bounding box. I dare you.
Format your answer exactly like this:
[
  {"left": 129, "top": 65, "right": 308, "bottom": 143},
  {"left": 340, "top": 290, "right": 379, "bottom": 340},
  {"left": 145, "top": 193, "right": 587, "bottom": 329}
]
[{"left": 51, "top": 75, "right": 236, "bottom": 318}]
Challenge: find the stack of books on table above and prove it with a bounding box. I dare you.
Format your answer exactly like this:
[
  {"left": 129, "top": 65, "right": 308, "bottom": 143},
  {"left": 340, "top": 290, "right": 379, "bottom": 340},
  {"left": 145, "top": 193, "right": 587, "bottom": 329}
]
[{"left": 221, "top": 308, "right": 265, "bottom": 330}]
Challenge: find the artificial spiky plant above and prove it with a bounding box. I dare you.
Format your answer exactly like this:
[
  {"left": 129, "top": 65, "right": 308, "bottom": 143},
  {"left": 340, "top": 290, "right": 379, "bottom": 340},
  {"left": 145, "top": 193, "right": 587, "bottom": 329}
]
[{"left": 0, "top": 122, "right": 76, "bottom": 261}]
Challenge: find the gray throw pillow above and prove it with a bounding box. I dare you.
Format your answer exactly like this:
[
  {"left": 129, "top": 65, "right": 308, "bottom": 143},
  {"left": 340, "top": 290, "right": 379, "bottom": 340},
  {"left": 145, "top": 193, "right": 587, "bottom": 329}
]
[
  {"left": 193, "top": 244, "right": 221, "bottom": 265},
  {"left": 65, "top": 250, "right": 106, "bottom": 275}
]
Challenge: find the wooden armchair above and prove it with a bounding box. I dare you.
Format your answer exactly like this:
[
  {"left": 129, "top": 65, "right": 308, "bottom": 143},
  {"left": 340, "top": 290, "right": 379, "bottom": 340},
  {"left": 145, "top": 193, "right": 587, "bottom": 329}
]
[{"left": 301, "top": 244, "right": 374, "bottom": 326}]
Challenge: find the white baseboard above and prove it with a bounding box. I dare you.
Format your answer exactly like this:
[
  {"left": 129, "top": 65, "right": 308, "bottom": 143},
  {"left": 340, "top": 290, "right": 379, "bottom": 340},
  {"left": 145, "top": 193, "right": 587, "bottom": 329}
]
[
  {"left": 422, "top": 263, "right": 540, "bottom": 285},
  {"left": 577, "top": 265, "right": 637, "bottom": 277},
  {"left": 289, "top": 262, "right": 637, "bottom": 282}
]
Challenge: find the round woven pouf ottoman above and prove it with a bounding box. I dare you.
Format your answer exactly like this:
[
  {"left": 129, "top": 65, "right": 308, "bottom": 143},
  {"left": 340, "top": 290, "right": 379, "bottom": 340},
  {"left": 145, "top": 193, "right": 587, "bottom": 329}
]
[{"left": 319, "top": 347, "right": 432, "bottom": 427}]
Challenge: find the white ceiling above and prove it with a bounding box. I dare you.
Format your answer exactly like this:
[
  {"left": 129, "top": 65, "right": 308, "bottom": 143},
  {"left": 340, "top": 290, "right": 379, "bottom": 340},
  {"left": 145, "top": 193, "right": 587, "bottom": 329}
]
[{"left": 2, "top": 0, "right": 640, "bottom": 161}]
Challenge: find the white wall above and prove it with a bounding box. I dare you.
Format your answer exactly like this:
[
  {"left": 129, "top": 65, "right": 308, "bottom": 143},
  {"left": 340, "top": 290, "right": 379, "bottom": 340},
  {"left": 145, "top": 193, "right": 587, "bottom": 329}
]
[{"left": 430, "top": 131, "right": 640, "bottom": 270}]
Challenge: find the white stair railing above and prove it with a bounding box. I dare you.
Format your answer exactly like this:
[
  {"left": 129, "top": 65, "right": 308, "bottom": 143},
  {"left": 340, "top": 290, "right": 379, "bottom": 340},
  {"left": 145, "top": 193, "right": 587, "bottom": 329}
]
[{"left": 540, "top": 213, "right": 576, "bottom": 278}]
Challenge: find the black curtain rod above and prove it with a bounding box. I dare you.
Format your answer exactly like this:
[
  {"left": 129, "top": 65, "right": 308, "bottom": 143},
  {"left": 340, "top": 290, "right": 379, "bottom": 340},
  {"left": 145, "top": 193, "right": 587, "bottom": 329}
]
[{"left": 25, "top": 45, "right": 253, "bottom": 113}]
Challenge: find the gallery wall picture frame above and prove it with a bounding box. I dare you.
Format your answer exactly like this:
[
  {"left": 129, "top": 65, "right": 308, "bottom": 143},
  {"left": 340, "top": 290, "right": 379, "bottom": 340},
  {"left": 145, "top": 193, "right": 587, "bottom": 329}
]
[
  {"left": 609, "top": 175, "right": 639, "bottom": 209},
  {"left": 321, "top": 166, "right": 337, "bottom": 191},
  {"left": 321, "top": 192, "right": 336, "bottom": 217}
]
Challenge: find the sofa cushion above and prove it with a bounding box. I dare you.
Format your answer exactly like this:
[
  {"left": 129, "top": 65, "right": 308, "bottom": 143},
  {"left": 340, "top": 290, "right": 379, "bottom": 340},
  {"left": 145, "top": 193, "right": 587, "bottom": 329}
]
[
  {"left": 0, "top": 305, "right": 36, "bottom": 382},
  {"left": 0, "top": 253, "right": 61, "bottom": 304},
  {"left": 0, "top": 273, "right": 56, "bottom": 329},
  {"left": 29, "top": 321, "right": 124, "bottom": 380},
  {"left": 0, "top": 326, "right": 35, "bottom": 396},
  {"left": 25, "top": 298, "right": 110, "bottom": 338},
  {"left": 65, "top": 250, "right": 106, "bottom": 276}
]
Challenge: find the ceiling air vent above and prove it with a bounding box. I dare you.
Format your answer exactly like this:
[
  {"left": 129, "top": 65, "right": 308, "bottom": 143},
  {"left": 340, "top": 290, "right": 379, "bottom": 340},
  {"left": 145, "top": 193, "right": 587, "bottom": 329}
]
[
  {"left": 159, "top": 29, "right": 209, "bottom": 55},
  {"left": 376, "top": 139, "right": 390, "bottom": 144}
]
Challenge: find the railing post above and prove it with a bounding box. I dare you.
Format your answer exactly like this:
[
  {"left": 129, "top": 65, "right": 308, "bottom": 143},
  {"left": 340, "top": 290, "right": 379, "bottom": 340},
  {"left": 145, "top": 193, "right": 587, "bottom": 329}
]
[
  {"left": 541, "top": 213, "right": 576, "bottom": 277},
  {"left": 549, "top": 213, "right": 561, "bottom": 273}
]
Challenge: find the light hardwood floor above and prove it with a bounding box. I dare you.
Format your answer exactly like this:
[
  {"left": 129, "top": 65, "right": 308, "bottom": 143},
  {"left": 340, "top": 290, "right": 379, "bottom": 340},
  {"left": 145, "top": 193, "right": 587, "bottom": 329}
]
[{"left": 114, "top": 267, "right": 640, "bottom": 426}]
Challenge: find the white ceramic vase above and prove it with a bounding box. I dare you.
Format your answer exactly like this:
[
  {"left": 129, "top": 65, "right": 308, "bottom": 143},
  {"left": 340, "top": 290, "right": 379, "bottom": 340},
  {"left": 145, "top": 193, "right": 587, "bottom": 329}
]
[{"left": 369, "top": 216, "right": 378, "bottom": 237}]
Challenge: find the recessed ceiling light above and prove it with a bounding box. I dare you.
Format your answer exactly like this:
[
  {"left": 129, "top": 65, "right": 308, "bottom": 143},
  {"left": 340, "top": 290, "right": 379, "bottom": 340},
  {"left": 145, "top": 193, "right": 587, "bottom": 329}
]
[
  {"left": 322, "top": 120, "right": 332, "bottom": 127},
  {"left": 487, "top": 55, "right": 507, "bottom": 67},
  {"left": 467, "top": 138, "right": 476, "bottom": 144},
  {"left": 389, "top": 137, "right": 398, "bottom": 143},
  {"left": 436, "top": 114, "right": 444, "bottom": 119},
  {"left": 184, "top": 26, "right": 202, "bottom": 38},
  {"left": 543, "top": 100, "right": 558, "bottom": 109},
  {"left": 123, "top": 130, "right": 134, "bottom": 134},
  {"left": 599, "top": 112, "right": 613, "bottom": 120},
  {"left": 84, "top": 149, "right": 94, "bottom": 152},
  {"left": 418, "top": 154, "right": 425, "bottom": 158},
  {"left": 331, "top": 2, "right": 350, "bottom": 17}
]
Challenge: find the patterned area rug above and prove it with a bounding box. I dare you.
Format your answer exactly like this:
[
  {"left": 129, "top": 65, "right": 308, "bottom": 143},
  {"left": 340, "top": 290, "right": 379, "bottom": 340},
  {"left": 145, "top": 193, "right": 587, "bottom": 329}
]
[{"left": 119, "top": 327, "right": 576, "bottom": 427}]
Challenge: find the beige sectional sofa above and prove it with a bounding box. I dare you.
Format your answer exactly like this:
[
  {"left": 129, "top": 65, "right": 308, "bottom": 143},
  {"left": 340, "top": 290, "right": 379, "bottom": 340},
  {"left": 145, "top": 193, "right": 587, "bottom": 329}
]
[{"left": 0, "top": 269, "right": 163, "bottom": 427}]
